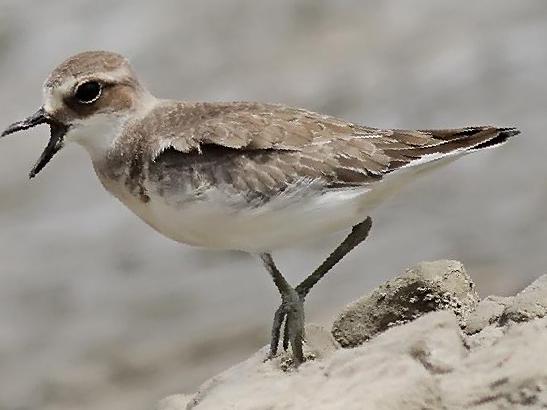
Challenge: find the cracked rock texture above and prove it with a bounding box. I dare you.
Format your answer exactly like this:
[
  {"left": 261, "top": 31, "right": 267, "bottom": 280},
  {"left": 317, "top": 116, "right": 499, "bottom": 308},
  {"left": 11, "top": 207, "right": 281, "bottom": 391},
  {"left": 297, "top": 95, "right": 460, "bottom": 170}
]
[
  {"left": 156, "top": 261, "right": 547, "bottom": 410},
  {"left": 332, "top": 260, "right": 479, "bottom": 346}
]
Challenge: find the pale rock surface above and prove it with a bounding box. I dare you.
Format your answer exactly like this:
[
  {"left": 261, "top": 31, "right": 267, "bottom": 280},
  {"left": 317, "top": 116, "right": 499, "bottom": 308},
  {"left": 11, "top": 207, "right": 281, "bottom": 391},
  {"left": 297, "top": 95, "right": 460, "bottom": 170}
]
[
  {"left": 441, "top": 317, "right": 547, "bottom": 409},
  {"left": 155, "top": 395, "right": 192, "bottom": 410},
  {"left": 155, "top": 264, "right": 547, "bottom": 410},
  {"left": 465, "top": 295, "right": 514, "bottom": 335},
  {"left": 500, "top": 274, "right": 547, "bottom": 325}
]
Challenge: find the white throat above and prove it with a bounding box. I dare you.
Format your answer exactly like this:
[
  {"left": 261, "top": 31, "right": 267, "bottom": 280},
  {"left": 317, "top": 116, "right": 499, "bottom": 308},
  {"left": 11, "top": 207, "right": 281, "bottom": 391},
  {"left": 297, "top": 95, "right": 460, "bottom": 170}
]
[{"left": 65, "top": 113, "right": 127, "bottom": 160}]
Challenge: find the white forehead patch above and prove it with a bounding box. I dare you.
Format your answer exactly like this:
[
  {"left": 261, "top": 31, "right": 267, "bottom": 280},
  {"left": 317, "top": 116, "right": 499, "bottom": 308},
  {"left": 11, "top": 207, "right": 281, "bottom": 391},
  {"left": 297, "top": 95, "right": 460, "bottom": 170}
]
[{"left": 43, "top": 83, "right": 71, "bottom": 113}]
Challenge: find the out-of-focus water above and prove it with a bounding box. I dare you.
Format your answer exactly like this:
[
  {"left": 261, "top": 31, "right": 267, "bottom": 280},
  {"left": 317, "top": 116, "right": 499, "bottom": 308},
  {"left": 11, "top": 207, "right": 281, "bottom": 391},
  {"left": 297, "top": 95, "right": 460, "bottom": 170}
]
[{"left": 0, "top": 1, "right": 545, "bottom": 409}]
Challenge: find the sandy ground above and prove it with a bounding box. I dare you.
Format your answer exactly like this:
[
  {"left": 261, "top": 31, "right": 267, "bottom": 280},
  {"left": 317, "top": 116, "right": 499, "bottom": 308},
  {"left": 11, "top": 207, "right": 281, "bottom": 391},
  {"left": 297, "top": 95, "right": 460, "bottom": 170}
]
[{"left": 0, "top": 1, "right": 546, "bottom": 409}]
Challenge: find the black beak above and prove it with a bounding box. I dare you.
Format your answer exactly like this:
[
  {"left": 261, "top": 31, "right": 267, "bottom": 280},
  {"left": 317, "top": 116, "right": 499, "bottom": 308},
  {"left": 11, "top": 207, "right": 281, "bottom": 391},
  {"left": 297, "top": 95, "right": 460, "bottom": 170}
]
[{"left": 1, "top": 107, "right": 69, "bottom": 178}]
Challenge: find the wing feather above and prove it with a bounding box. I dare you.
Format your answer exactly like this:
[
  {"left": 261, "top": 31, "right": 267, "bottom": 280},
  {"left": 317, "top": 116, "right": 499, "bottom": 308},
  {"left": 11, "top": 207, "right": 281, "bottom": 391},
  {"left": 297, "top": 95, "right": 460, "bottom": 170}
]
[{"left": 121, "top": 101, "right": 518, "bottom": 200}]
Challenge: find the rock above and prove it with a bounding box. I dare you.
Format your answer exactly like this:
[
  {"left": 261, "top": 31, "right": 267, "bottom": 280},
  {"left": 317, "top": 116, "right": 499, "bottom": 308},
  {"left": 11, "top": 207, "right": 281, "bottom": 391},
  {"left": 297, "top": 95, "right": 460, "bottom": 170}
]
[
  {"left": 159, "top": 311, "right": 463, "bottom": 410},
  {"left": 277, "top": 324, "right": 339, "bottom": 371},
  {"left": 155, "top": 395, "right": 191, "bottom": 410},
  {"left": 500, "top": 274, "right": 547, "bottom": 324},
  {"left": 440, "top": 317, "right": 547, "bottom": 409},
  {"left": 465, "top": 274, "right": 547, "bottom": 345},
  {"left": 465, "top": 322, "right": 506, "bottom": 350},
  {"left": 155, "top": 263, "right": 547, "bottom": 410},
  {"left": 332, "top": 260, "right": 479, "bottom": 347},
  {"left": 465, "top": 295, "right": 514, "bottom": 335}
]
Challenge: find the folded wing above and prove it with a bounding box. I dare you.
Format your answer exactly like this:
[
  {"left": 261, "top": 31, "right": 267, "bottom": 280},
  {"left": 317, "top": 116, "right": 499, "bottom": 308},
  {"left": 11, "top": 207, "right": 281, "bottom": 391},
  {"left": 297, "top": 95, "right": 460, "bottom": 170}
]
[{"left": 130, "top": 101, "right": 518, "bottom": 200}]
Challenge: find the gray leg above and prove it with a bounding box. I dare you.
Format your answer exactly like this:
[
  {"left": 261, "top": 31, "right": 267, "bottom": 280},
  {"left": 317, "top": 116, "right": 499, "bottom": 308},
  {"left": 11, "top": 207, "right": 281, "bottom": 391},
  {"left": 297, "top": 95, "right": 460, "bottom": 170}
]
[
  {"left": 260, "top": 216, "right": 372, "bottom": 366},
  {"left": 260, "top": 253, "right": 305, "bottom": 364},
  {"left": 296, "top": 216, "right": 373, "bottom": 298}
]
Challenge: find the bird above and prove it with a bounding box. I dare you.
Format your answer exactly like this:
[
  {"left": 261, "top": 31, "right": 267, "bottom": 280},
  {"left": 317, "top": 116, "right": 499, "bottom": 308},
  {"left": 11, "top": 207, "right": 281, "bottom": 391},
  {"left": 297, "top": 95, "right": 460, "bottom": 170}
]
[{"left": 1, "top": 50, "right": 519, "bottom": 365}]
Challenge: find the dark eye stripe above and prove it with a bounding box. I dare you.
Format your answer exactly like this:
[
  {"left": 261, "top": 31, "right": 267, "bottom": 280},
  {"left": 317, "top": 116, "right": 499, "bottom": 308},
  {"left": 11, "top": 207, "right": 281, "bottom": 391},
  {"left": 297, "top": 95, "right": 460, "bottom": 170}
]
[{"left": 75, "top": 81, "right": 102, "bottom": 104}]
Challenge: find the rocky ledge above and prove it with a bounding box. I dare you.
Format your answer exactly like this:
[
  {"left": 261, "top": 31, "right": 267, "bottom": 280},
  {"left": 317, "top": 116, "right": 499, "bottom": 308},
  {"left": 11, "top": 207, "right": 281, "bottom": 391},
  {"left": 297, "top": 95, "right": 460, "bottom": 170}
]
[{"left": 156, "top": 260, "right": 547, "bottom": 410}]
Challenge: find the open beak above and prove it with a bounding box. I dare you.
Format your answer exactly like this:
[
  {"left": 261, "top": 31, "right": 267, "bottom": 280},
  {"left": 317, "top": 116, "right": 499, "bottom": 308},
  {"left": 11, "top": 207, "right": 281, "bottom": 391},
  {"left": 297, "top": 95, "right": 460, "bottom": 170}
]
[{"left": 1, "top": 107, "right": 69, "bottom": 178}]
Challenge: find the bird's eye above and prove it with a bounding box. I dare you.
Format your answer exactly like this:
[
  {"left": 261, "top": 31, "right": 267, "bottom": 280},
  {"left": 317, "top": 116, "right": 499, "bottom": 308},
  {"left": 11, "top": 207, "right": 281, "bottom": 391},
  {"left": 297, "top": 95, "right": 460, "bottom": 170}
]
[{"left": 74, "top": 81, "right": 102, "bottom": 104}]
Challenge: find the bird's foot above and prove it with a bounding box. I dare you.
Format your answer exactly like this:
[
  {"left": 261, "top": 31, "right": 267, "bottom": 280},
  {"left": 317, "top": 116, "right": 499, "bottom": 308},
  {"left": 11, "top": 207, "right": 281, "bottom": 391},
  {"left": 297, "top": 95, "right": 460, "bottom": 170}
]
[{"left": 268, "top": 285, "right": 305, "bottom": 365}]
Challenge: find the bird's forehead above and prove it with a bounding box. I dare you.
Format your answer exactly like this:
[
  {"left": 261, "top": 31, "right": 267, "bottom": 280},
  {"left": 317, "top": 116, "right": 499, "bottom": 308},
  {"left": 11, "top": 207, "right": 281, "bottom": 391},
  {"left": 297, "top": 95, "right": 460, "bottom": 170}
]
[{"left": 44, "top": 50, "right": 130, "bottom": 87}]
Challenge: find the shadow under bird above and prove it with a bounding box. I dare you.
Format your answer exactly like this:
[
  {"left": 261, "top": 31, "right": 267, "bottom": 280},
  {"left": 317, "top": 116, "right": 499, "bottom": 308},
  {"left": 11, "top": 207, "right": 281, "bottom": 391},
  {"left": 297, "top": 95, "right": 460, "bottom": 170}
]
[{"left": 1, "top": 51, "right": 520, "bottom": 365}]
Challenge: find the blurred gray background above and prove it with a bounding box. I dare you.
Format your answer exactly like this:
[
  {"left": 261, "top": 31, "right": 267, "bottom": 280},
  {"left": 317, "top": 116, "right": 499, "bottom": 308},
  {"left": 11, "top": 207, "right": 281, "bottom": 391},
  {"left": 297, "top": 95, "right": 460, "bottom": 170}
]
[{"left": 0, "top": 1, "right": 545, "bottom": 409}]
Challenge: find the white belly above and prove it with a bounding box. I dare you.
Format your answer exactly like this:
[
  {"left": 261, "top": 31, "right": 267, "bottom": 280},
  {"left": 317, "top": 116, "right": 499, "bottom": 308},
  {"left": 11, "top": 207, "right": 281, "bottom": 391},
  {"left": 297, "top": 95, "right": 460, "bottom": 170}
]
[
  {"left": 142, "top": 188, "right": 373, "bottom": 252},
  {"left": 107, "top": 173, "right": 416, "bottom": 252}
]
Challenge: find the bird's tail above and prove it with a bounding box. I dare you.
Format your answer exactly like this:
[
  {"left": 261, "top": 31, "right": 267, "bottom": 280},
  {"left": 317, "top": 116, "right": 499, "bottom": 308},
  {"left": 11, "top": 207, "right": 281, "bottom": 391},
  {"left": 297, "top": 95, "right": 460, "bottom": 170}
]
[
  {"left": 384, "top": 126, "right": 520, "bottom": 171},
  {"left": 424, "top": 126, "right": 520, "bottom": 152}
]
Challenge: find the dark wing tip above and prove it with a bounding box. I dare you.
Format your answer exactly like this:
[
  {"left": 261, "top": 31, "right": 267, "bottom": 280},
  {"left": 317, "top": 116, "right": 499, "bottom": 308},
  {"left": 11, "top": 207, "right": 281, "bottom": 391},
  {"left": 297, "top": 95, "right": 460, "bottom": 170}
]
[
  {"left": 471, "top": 127, "right": 520, "bottom": 150},
  {"left": 497, "top": 127, "right": 521, "bottom": 138}
]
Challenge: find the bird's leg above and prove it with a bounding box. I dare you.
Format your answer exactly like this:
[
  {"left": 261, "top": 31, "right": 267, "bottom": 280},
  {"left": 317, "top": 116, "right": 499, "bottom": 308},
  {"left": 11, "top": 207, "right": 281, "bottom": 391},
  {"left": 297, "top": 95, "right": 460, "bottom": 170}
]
[
  {"left": 295, "top": 216, "right": 372, "bottom": 299},
  {"left": 260, "top": 253, "right": 305, "bottom": 364},
  {"left": 281, "top": 217, "right": 372, "bottom": 350},
  {"left": 260, "top": 216, "right": 372, "bottom": 366}
]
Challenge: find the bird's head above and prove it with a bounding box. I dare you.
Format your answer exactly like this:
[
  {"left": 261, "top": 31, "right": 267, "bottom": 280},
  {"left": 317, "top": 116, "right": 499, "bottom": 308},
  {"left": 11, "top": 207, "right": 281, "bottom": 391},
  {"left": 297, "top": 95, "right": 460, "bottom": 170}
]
[{"left": 1, "top": 50, "right": 154, "bottom": 177}]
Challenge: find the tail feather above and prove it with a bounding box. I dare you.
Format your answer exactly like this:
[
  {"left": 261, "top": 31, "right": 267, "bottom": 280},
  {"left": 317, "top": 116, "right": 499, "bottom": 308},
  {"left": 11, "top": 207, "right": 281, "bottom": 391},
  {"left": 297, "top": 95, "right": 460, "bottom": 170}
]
[
  {"left": 416, "top": 126, "right": 520, "bottom": 153},
  {"left": 384, "top": 126, "right": 520, "bottom": 171},
  {"left": 468, "top": 127, "right": 520, "bottom": 150}
]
